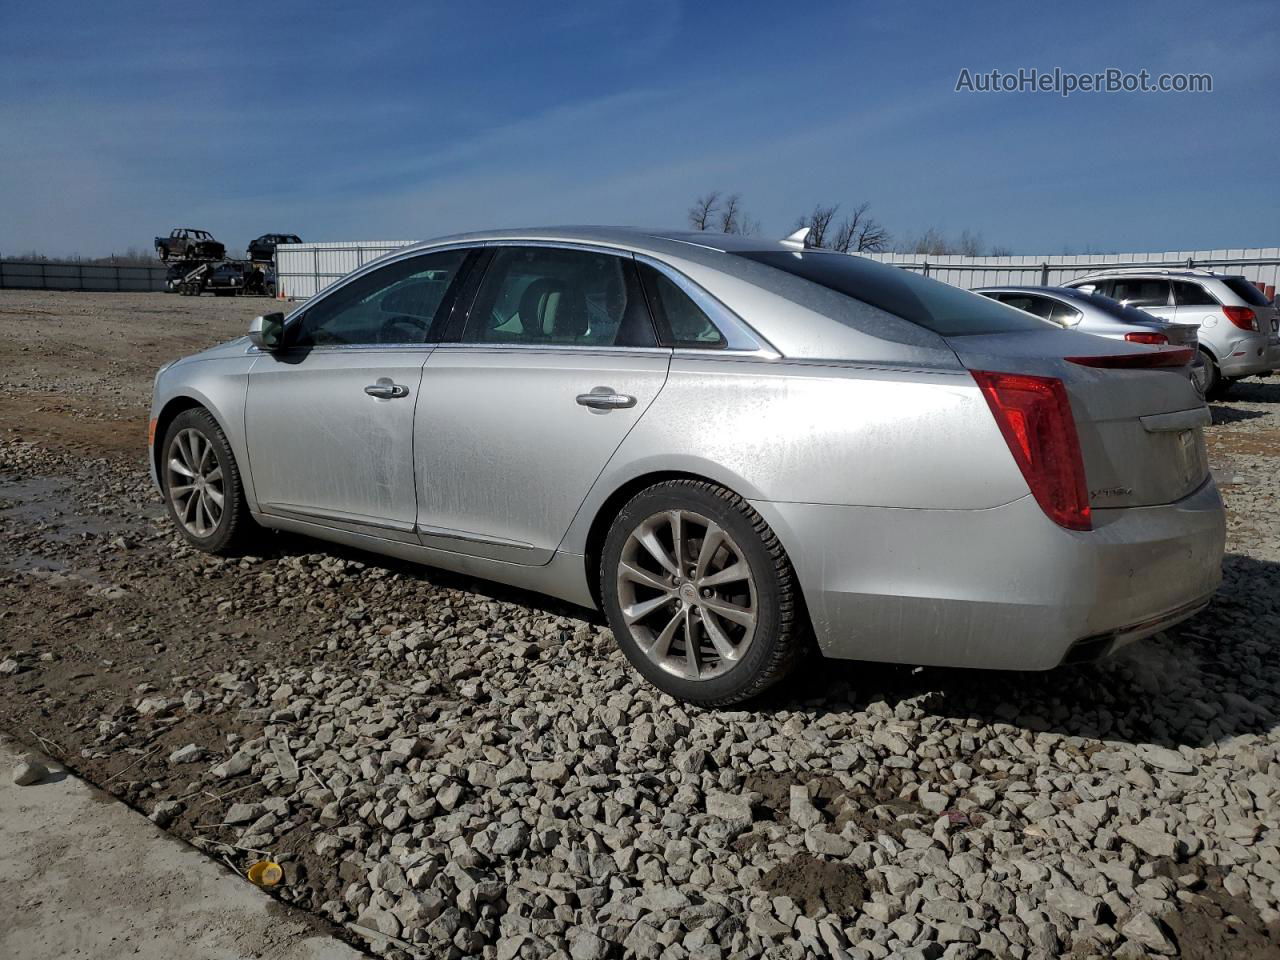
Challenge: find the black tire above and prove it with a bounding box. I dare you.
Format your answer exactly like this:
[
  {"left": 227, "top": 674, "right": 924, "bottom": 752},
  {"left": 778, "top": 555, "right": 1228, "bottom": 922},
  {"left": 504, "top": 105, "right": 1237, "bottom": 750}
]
[
  {"left": 1200, "top": 349, "right": 1227, "bottom": 399},
  {"left": 600, "top": 479, "right": 807, "bottom": 706},
  {"left": 160, "top": 408, "right": 255, "bottom": 555}
]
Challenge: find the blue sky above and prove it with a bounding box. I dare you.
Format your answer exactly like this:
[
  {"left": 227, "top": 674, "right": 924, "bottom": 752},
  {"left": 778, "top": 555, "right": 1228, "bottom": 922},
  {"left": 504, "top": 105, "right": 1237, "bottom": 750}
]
[{"left": 2, "top": 0, "right": 1277, "bottom": 257}]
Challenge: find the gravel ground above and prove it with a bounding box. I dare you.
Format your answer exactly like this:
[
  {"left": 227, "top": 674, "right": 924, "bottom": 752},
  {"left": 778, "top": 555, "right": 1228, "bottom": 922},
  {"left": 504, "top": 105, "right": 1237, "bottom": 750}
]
[{"left": 2, "top": 290, "right": 1279, "bottom": 960}]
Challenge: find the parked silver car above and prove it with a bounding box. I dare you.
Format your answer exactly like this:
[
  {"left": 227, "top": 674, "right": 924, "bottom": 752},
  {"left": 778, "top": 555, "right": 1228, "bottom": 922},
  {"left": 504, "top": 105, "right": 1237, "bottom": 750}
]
[
  {"left": 1062, "top": 269, "right": 1279, "bottom": 397},
  {"left": 974, "top": 285, "right": 1207, "bottom": 395},
  {"left": 149, "top": 228, "right": 1225, "bottom": 705}
]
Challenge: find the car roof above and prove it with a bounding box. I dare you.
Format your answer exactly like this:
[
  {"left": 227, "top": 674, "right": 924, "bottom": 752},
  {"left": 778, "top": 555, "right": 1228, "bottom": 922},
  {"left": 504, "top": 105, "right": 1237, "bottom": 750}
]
[{"left": 397, "top": 225, "right": 803, "bottom": 258}]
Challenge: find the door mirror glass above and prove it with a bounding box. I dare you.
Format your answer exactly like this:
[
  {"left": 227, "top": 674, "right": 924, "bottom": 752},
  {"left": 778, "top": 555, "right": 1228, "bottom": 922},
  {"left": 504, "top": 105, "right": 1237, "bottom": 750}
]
[{"left": 249, "top": 312, "right": 285, "bottom": 351}]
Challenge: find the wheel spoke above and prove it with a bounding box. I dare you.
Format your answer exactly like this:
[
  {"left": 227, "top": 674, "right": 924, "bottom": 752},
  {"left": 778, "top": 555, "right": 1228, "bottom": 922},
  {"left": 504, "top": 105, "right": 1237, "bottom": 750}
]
[
  {"left": 694, "top": 523, "right": 725, "bottom": 581},
  {"left": 204, "top": 466, "right": 223, "bottom": 484},
  {"left": 647, "top": 608, "right": 683, "bottom": 660},
  {"left": 169, "top": 482, "right": 195, "bottom": 497},
  {"left": 699, "top": 560, "right": 749, "bottom": 589},
  {"left": 701, "top": 595, "right": 756, "bottom": 629},
  {"left": 683, "top": 609, "right": 702, "bottom": 679},
  {"left": 701, "top": 609, "right": 740, "bottom": 661},
  {"left": 169, "top": 457, "right": 195, "bottom": 479},
  {"left": 204, "top": 486, "right": 224, "bottom": 509},
  {"left": 623, "top": 594, "right": 672, "bottom": 625},
  {"left": 618, "top": 560, "right": 672, "bottom": 594},
  {"left": 635, "top": 526, "right": 680, "bottom": 578},
  {"left": 196, "top": 436, "right": 213, "bottom": 472},
  {"left": 669, "top": 510, "right": 686, "bottom": 571}
]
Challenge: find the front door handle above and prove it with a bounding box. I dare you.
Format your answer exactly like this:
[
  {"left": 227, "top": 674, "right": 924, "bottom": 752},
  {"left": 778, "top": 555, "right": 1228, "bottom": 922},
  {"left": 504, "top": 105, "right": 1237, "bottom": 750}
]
[
  {"left": 576, "top": 388, "right": 636, "bottom": 410},
  {"left": 364, "top": 379, "right": 409, "bottom": 399}
]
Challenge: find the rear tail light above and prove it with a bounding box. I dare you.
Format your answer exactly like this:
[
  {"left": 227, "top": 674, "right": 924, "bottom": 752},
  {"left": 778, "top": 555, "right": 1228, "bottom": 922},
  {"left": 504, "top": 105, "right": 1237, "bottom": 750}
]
[
  {"left": 1123, "top": 331, "right": 1168, "bottom": 345},
  {"left": 971, "top": 370, "right": 1091, "bottom": 531},
  {"left": 1066, "top": 347, "right": 1194, "bottom": 369},
  {"left": 1223, "top": 306, "right": 1258, "bottom": 331}
]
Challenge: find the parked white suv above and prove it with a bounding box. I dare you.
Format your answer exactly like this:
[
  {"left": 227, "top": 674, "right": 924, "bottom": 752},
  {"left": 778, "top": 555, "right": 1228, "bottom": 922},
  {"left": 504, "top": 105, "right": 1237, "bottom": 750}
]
[{"left": 1063, "top": 269, "right": 1279, "bottom": 397}]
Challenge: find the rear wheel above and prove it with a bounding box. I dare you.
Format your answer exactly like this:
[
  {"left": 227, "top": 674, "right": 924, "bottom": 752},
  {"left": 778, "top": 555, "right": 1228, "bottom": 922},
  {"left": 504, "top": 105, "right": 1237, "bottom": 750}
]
[
  {"left": 601, "top": 479, "right": 806, "bottom": 706},
  {"left": 161, "top": 408, "right": 254, "bottom": 554},
  {"left": 1201, "top": 349, "right": 1227, "bottom": 399}
]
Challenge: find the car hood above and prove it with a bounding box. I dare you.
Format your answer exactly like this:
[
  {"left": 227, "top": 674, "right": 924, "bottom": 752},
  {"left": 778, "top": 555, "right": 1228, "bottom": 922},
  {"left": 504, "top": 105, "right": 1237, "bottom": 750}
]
[{"left": 168, "top": 336, "right": 251, "bottom": 368}]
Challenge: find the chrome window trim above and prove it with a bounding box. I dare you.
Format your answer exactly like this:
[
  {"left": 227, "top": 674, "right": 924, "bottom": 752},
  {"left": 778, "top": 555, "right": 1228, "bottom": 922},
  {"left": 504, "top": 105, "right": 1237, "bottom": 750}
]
[
  {"left": 632, "top": 252, "right": 780, "bottom": 358},
  {"left": 432, "top": 342, "right": 671, "bottom": 358},
  {"left": 248, "top": 342, "right": 439, "bottom": 355}
]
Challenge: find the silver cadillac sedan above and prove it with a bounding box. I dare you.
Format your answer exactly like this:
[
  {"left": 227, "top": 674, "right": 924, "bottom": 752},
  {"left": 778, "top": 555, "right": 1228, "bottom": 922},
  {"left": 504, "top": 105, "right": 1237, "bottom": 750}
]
[{"left": 149, "top": 227, "right": 1225, "bottom": 705}]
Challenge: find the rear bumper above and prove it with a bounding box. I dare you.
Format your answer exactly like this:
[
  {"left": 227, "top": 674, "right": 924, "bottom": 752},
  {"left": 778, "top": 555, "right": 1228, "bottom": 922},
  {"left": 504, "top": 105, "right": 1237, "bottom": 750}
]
[
  {"left": 752, "top": 480, "right": 1225, "bottom": 671},
  {"left": 1218, "top": 331, "right": 1273, "bottom": 377}
]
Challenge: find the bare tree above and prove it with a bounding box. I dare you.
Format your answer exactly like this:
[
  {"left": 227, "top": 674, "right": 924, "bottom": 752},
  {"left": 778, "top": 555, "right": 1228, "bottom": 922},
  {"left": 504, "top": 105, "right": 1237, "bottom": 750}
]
[
  {"left": 830, "top": 201, "right": 891, "bottom": 253},
  {"left": 988, "top": 244, "right": 1013, "bottom": 257},
  {"left": 688, "top": 192, "right": 721, "bottom": 231},
  {"left": 718, "top": 193, "right": 742, "bottom": 234},
  {"left": 794, "top": 204, "right": 840, "bottom": 249},
  {"left": 905, "top": 227, "right": 953, "bottom": 256},
  {"left": 956, "top": 229, "right": 984, "bottom": 257}
]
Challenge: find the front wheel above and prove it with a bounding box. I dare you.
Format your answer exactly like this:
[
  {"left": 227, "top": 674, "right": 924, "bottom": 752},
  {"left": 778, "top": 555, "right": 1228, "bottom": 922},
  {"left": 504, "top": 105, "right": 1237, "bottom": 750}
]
[
  {"left": 161, "top": 408, "right": 255, "bottom": 554},
  {"left": 600, "top": 479, "right": 807, "bottom": 706}
]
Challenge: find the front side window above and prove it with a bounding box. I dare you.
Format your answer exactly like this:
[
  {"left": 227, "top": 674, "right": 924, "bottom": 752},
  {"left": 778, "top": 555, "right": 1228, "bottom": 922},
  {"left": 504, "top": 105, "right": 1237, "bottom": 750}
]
[
  {"left": 463, "top": 247, "right": 656, "bottom": 347},
  {"left": 291, "top": 249, "right": 468, "bottom": 347},
  {"left": 1111, "top": 278, "right": 1171, "bottom": 308},
  {"left": 637, "top": 263, "right": 726, "bottom": 347},
  {"left": 1172, "top": 281, "right": 1219, "bottom": 306}
]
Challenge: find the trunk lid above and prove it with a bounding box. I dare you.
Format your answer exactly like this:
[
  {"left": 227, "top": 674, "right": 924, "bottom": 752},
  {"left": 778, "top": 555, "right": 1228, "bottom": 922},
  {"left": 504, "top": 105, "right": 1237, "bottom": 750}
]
[{"left": 947, "top": 328, "right": 1209, "bottom": 510}]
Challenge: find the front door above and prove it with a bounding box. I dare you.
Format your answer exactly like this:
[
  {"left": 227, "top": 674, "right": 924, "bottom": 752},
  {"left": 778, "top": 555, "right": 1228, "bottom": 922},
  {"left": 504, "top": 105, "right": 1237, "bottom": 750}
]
[
  {"left": 245, "top": 248, "right": 471, "bottom": 539},
  {"left": 415, "top": 245, "right": 670, "bottom": 564}
]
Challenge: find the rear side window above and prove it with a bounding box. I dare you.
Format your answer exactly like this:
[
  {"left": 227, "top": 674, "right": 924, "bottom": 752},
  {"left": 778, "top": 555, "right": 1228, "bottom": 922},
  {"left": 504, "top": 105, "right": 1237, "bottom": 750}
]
[
  {"left": 1172, "top": 281, "right": 1218, "bottom": 306},
  {"left": 463, "top": 247, "right": 657, "bottom": 348},
  {"left": 1221, "top": 276, "right": 1271, "bottom": 307},
  {"left": 735, "top": 251, "right": 1047, "bottom": 336},
  {"left": 1111, "top": 278, "right": 1171, "bottom": 308},
  {"left": 637, "top": 263, "right": 726, "bottom": 348},
  {"left": 1049, "top": 300, "right": 1082, "bottom": 325},
  {"left": 999, "top": 294, "right": 1056, "bottom": 320}
]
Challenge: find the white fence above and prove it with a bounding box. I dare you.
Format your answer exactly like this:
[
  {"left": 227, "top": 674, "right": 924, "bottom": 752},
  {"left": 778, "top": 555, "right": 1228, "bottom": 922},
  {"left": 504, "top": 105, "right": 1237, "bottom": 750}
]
[
  {"left": 275, "top": 241, "right": 414, "bottom": 299},
  {"left": 0, "top": 259, "right": 167, "bottom": 292},
  {"left": 275, "top": 240, "right": 1280, "bottom": 301},
  {"left": 862, "top": 248, "right": 1280, "bottom": 297}
]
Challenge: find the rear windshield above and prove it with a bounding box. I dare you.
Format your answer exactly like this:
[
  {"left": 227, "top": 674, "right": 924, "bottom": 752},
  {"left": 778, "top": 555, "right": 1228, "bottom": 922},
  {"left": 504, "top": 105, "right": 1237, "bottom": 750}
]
[
  {"left": 735, "top": 251, "right": 1048, "bottom": 336},
  {"left": 1221, "top": 276, "right": 1271, "bottom": 307}
]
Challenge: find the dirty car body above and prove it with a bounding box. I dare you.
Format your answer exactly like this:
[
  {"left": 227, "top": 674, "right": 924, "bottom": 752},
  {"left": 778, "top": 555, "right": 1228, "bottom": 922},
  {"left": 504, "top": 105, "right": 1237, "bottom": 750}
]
[{"left": 150, "top": 227, "right": 1225, "bottom": 702}]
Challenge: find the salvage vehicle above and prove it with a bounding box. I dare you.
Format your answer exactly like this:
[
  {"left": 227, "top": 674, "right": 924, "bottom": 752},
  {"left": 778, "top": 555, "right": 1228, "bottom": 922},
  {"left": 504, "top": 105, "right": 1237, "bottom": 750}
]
[
  {"left": 1062, "top": 269, "right": 1279, "bottom": 398},
  {"left": 155, "top": 228, "right": 226, "bottom": 262},
  {"left": 974, "top": 285, "right": 1208, "bottom": 395},
  {"left": 247, "top": 233, "right": 302, "bottom": 262},
  {"left": 149, "top": 227, "right": 1225, "bottom": 705}
]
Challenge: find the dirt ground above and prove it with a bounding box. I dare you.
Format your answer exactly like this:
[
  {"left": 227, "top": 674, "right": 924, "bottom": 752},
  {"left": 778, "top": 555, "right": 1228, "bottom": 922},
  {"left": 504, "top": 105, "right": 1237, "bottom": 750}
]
[{"left": 2, "top": 289, "right": 1279, "bottom": 960}]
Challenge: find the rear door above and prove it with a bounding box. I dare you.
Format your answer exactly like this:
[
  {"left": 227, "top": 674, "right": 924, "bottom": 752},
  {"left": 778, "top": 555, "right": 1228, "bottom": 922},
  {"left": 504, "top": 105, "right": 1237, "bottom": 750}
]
[
  {"left": 245, "top": 248, "right": 471, "bottom": 539},
  {"left": 415, "top": 244, "right": 670, "bottom": 564},
  {"left": 1111, "top": 276, "right": 1176, "bottom": 321}
]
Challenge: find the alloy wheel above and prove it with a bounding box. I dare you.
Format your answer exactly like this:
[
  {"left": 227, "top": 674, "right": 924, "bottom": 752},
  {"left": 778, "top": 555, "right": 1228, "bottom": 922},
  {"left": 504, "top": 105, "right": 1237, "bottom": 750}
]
[
  {"left": 615, "top": 509, "right": 758, "bottom": 681},
  {"left": 166, "top": 428, "right": 224, "bottom": 538}
]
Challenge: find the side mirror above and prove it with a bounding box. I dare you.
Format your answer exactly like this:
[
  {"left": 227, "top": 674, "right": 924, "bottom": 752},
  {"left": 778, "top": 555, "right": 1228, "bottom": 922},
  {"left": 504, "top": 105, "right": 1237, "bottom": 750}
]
[{"left": 249, "top": 312, "right": 285, "bottom": 351}]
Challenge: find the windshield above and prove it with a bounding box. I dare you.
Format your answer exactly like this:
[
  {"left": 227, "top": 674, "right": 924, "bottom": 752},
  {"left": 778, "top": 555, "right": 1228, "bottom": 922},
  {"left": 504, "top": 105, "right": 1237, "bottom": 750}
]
[{"left": 734, "top": 251, "right": 1048, "bottom": 336}]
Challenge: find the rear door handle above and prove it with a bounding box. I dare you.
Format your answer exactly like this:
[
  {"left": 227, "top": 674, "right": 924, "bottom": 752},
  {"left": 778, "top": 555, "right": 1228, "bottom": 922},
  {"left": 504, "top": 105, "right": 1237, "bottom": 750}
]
[
  {"left": 576, "top": 388, "right": 636, "bottom": 410},
  {"left": 364, "top": 380, "right": 409, "bottom": 399}
]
